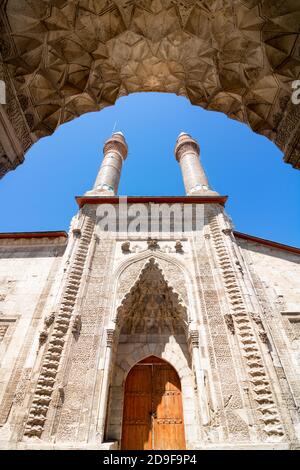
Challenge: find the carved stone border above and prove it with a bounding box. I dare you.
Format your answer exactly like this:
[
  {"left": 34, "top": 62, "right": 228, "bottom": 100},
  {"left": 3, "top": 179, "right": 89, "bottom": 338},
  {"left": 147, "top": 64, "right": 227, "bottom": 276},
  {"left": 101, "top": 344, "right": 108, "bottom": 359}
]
[
  {"left": 23, "top": 216, "right": 95, "bottom": 438},
  {"left": 209, "top": 211, "right": 285, "bottom": 440}
]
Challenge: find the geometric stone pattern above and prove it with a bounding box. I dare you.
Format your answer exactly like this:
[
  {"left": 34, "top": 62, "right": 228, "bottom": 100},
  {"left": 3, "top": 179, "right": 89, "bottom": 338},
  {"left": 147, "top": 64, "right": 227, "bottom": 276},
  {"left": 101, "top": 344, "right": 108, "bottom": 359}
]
[
  {"left": 49, "top": 233, "right": 115, "bottom": 444},
  {"left": 0, "top": 201, "right": 300, "bottom": 449},
  {"left": 209, "top": 209, "right": 285, "bottom": 439},
  {"left": 236, "top": 237, "right": 300, "bottom": 428},
  {"left": 1, "top": 0, "right": 300, "bottom": 176},
  {"left": 23, "top": 215, "right": 95, "bottom": 438},
  {"left": 0, "top": 325, "right": 8, "bottom": 342},
  {"left": 0, "top": 236, "right": 67, "bottom": 434},
  {"left": 117, "top": 258, "right": 187, "bottom": 335},
  {"left": 0, "top": 317, "right": 17, "bottom": 345},
  {"left": 193, "top": 222, "right": 252, "bottom": 444},
  {"left": 282, "top": 313, "right": 300, "bottom": 341}
]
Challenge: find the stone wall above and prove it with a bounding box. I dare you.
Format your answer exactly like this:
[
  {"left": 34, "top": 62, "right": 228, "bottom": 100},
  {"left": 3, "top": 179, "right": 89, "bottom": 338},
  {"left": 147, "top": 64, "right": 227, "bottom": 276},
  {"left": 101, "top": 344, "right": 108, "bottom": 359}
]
[
  {"left": 237, "top": 238, "right": 300, "bottom": 312},
  {"left": 0, "top": 236, "right": 67, "bottom": 443},
  {"left": 237, "top": 238, "right": 300, "bottom": 441},
  {"left": 0, "top": 202, "right": 299, "bottom": 449}
]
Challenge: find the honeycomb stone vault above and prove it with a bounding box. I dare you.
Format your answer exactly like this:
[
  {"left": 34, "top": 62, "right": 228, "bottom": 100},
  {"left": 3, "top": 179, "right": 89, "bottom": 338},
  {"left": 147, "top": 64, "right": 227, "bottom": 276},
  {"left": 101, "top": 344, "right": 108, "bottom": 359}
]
[
  {"left": 1, "top": 0, "right": 300, "bottom": 177},
  {"left": 0, "top": 132, "right": 300, "bottom": 449}
]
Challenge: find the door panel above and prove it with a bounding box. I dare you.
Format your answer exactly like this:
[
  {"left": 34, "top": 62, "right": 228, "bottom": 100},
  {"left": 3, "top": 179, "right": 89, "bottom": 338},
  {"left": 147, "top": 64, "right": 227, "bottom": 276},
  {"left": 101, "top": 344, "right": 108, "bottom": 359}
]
[
  {"left": 121, "top": 365, "right": 152, "bottom": 450},
  {"left": 121, "top": 357, "right": 186, "bottom": 450},
  {"left": 153, "top": 364, "right": 186, "bottom": 450}
]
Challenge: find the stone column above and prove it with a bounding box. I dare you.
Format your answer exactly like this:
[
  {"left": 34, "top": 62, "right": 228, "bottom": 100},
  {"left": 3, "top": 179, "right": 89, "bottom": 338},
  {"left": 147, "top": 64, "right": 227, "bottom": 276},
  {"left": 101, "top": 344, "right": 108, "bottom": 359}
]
[
  {"left": 91, "top": 132, "right": 128, "bottom": 195},
  {"left": 174, "top": 132, "right": 218, "bottom": 196},
  {"left": 97, "top": 328, "right": 114, "bottom": 442},
  {"left": 189, "top": 329, "right": 210, "bottom": 426}
]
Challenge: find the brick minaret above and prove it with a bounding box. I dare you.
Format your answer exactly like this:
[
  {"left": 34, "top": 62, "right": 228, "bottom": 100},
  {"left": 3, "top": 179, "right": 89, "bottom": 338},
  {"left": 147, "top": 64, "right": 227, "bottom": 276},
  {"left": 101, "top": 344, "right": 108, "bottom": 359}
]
[
  {"left": 174, "top": 132, "right": 218, "bottom": 196},
  {"left": 88, "top": 132, "right": 128, "bottom": 195}
]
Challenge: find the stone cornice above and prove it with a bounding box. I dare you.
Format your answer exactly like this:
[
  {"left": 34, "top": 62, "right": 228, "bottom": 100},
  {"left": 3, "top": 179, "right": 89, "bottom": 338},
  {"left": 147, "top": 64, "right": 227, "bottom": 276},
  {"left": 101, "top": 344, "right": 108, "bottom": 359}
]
[
  {"left": 0, "top": 231, "right": 68, "bottom": 246},
  {"left": 76, "top": 195, "right": 228, "bottom": 208},
  {"left": 0, "top": 231, "right": 67, "bottom": 239},
  {"left": 0, "top": 228, "right": 298, "bottom": 256}
]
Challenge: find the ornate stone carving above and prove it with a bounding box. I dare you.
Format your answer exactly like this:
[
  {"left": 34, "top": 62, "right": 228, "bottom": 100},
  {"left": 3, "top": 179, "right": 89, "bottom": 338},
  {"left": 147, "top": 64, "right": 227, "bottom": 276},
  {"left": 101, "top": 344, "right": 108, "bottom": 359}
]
[
  {"left": 39, "top": 312, "right": 56, "bottom": 347},
  {"left": 13, "top": 368, "right": 31, "bottom": 407},
  {"left": 117, "top": 258, "right": 187, "bottom": 336},
  {"left": 122, "top": 240, "right": 186, "bottom": 255},
  {"left": 224, "top": 314, "right": 235, "bottom": 335},
  {"left": 106, "top": 329, "right": 115, "bottom": 348},
  {"left": 147, "top": 238, "right": 159, "bottom": 251},
  {"left": 0, "top": 57, "right": 33, "bottom": 172},
  {"left": 209, "top": 211, "right": 285, "bottom": 439},
  {"left": 235, "top": 260, "right": 244, "bottom": 276},
  {"left": 121, "top": 241, "right": 131, "bottom": 254},
  {"left": 251, "top": 313, "right": 269, "bottom": 345},
  {"left": 72, "top": 228, "right": 81, "bottom": 237},
  {"left": 24, "top": 216, "right": 94, "bottom": 438},
  {"left": 0, "top": 325, "right": 8, "bottom": 342},
  {"left": 175, "top": 240, "right": 183, "bottom": 253},
  {"left": 57, "top": 386, "right": 65, "bottom": 404},
  {"left": 0, "top": 313, "right": 17, "bottom": 343},
  {"left": 1, "top": 1, "right": 300, "bottom": 176},
  {"left": 189, "top": 330, "right": 199, "bottom": 348},
  {"left": 38, "top": 329, "right": 48, "bottom": 348},
  {"left": 72, "top": 314, "right": 82, "bottom": 337},
  {"left": 44, "top": 313, "right": 55, "bottom": 328}
]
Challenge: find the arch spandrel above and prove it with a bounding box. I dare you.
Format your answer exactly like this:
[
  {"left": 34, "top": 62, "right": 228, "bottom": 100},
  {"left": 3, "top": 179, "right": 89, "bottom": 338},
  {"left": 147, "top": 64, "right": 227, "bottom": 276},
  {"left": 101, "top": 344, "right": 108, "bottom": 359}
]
[{"left": 1, "top": 0, "right": 300, "bottom": 176}]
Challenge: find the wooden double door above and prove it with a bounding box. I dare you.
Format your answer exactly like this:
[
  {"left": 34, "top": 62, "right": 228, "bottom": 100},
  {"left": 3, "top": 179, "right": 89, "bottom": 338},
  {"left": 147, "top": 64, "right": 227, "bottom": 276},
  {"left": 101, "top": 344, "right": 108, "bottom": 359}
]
[{"left": 121, "top": 356, "right": 186, "bottom": 450}]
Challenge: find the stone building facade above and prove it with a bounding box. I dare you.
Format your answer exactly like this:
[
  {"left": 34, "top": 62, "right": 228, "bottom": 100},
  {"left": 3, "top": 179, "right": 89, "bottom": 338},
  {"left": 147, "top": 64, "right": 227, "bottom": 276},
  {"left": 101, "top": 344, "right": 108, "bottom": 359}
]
[{"left": 0, "top": 132, "right": 299, "bottom": 450}]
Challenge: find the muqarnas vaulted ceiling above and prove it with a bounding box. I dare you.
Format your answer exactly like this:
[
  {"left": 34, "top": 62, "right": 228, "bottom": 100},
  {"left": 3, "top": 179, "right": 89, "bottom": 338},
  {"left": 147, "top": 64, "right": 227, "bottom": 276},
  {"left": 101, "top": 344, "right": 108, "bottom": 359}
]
[{"left": 0, "top": 0, "right": 300, "bottom": 177}]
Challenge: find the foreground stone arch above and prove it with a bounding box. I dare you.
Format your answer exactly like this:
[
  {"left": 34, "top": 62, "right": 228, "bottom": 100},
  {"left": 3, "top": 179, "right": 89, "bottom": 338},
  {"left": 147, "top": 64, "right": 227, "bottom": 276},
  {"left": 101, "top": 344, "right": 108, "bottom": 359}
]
[{"left": 0, "top": 0, "right": 300, "bottom": 177}]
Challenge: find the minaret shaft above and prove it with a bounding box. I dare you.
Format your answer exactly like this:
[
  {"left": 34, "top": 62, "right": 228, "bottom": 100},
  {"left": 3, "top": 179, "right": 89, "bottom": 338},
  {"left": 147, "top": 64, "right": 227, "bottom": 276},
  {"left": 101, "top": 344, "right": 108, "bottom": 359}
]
[
  {"left": 179, "top": 151, "right": 210, "bottom": 193},
  {"left": 90, "top": 132, "right": 128, "bottom": 196},
  {"left": 174, "top": 133, "right": 218, "bottom": 196},
  {"left": 93, "top": 151, "right": 123, "bottom": 193}
]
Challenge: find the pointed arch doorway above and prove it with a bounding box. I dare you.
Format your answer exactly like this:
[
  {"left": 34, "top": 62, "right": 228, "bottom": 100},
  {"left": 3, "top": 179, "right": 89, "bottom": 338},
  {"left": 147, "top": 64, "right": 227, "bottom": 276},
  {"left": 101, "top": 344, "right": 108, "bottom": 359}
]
[{"left": 121, "top": 356, "right": 186, "bottom": 450}]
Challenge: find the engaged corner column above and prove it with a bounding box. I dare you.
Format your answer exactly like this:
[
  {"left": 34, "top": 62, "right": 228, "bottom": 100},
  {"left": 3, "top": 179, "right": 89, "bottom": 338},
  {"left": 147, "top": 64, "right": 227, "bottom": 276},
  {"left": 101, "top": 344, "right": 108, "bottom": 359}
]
[
  {"left": 174, "top": 132, "right": 218, "bottom": 196},
  {"left": 92, "top": 132, "right": 128, "bottom": 196}
]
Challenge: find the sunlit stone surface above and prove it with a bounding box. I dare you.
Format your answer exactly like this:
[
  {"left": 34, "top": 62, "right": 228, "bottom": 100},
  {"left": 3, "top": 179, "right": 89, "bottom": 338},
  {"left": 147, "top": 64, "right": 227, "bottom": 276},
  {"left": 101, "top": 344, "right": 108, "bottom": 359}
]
[{"left": 0, "top": 133, "right": 299, "bottom": 450}]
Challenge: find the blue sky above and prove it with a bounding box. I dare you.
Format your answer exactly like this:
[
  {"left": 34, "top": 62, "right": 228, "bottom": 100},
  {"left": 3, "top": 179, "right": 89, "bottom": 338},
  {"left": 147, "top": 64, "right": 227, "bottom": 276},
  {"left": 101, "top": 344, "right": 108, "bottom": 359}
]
[{"left": 1, "top": 92, "right": 299, "bottom": 246}]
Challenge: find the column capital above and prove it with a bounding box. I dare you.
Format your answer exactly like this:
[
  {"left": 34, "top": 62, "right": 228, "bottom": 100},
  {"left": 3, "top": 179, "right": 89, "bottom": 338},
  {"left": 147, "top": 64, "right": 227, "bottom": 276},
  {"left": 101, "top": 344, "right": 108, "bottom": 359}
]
[
  {"left": 189, "top": 329, "right": 200, "bottom": 348},
  {"left": 106, "top": 328, "right": 115, "bottom": 348}
]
